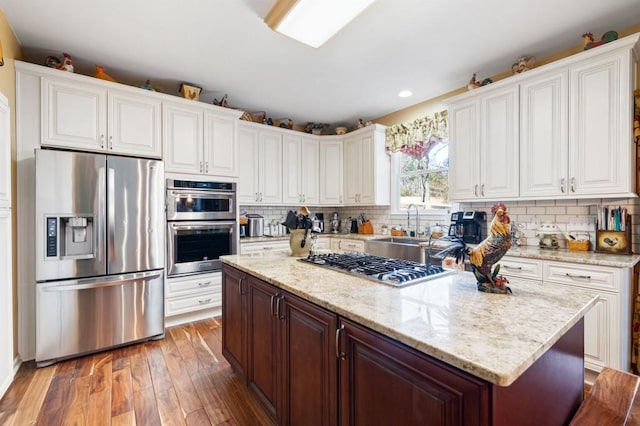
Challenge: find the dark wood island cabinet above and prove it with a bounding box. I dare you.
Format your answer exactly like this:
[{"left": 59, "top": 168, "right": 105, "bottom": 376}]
[{"left": 221, "top": 259, "right": 592, "bottom": 426}]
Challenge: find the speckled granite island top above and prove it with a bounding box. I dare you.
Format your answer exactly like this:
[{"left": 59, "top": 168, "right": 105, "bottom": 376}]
[{"left": 221, "top": 253, "right": 598, "bottom": 386}]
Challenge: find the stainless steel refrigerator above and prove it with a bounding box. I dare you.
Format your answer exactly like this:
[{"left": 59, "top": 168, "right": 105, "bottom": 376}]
[{"left": 35, "top": 149, "right": 165, "bottom": 366}]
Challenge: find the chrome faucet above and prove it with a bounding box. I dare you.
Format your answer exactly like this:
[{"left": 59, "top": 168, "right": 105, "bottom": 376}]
[{"left": 407, "top": 203, "right": 419, "bottom": 237}]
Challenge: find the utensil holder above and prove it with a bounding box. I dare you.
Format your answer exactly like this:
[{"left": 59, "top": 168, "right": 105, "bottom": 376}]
[
  {"left": 358, "top": 221, "right": 374, "bottom": 235},
  {"left": 595, "top": 215, "right": 631, "bottom": 254},
  {"left": 289, "top": 229, "right": 310, "bottom": 257}
]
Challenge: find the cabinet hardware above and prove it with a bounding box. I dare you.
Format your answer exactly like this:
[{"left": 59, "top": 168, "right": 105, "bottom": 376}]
[
  {"left": 263, "top": 246, "right": 273, "bottom": 250},
  {"left": 100, "top": 134, "right": 105, "bottom": 149},
  {"left": 277, "top": 294, "right": 285, "bottom": 320},
  {"left": 561, "top": 178, "right": 566, "bottom": 193},
  {"left": 570, "top": 177, "right": 576, "bottom": 193},
  {"left": 336, "top": 325, "right": 346, "bottom": 360},
  {"left": 198, "top": 298, "right": 212, "bottom": 304},
  {"left": 474, "top": 185, "right": 478, "bottom": 197},
  {"left": 255, "top": 192, "right": 259, "bottom": 202},
  {"left": 199, "top": 161, "right": 203, "bottom": 173},
  {"left": 108, "top": 135, "right": 113, "bottom": 150},
  {"left": 481, "top": 184, "right": 485, "bottom": 197},
  {"left": 205, "top": 162, "right": 209, "bottom": 173},
  {"left": 238, "top": 276, "right": 245, "bottom": 295},
  {"left": 503, "top": 265, "right": 522, "bottom": 270},
  {"left": 198, "top": 281, "right": 212, "bottom": 287},
  {"left": 259, "top": 192, "right": 263, "bottom": 202},
  {"left": 566, "top": 273, "right": 591, "bottom": 280},
  {"left": 270, "top": 295, "right": 276, "bottom": 316}
]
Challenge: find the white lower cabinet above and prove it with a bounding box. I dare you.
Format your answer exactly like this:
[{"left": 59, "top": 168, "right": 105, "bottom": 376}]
[
  {"left": 241, "top": 239, "right": 291, "bottom": 254},
  {"left": 499, "top": 256, "right": 630, "bottom": 377},
  {"left": 165, "top": 272, "right": 222, "bottom": 325}
]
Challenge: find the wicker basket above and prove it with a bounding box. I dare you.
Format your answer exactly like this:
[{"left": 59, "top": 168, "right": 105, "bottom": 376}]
[{"left": 567, "top": 240, "right": 590, "bottom": 251}]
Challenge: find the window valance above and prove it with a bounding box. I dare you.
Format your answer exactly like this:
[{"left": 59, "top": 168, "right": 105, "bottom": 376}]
[{"left": 385, "top": 110, "right": 448, "bottom": 158}]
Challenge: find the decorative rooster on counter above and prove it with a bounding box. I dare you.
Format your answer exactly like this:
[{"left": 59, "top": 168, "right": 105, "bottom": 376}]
[{"left": 438, "top": 203, "right": 513, "bottom": 294}]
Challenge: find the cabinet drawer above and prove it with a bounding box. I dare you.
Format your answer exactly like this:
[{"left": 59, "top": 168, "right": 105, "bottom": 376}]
[
  {"left": 241, "top": 240, "right": 290, "bottom": 254},
  {"left": 166, "top": 290, "right": 222, "bottom": 316},
  {"left": 496, "top": 257, "right": 542, "bottom": 280},
  {"left": 543, "top": 261, "right": 620, "bottom": 292},
  {"left": 166, "top": 272, "right": 221, "bottom": 298},
  {"left": 331, "top": 238, "right": 365, "bottom": 252}
]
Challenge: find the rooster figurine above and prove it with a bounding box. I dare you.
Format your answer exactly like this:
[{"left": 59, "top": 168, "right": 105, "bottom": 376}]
[{"left": 438, "top": 203, "right": 513, "bottom": 294}]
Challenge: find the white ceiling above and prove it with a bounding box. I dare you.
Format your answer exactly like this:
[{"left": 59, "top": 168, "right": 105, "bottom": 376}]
[{"left": 1, "top": 0, "right": 640, "bottom": 128}]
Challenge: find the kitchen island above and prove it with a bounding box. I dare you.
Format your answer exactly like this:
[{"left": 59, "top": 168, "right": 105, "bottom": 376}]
[{"left": 221, "top": 253, "right": 598, "bottom": 425}]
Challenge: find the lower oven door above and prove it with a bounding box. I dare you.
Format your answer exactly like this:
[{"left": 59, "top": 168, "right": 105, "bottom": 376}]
[{"left": 167, "top": 221, "right": 237, "bottom": 276}]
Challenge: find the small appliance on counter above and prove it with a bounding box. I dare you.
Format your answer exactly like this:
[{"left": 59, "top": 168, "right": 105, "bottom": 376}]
[
  {"left": 330, "top": 211, "right": 340, "bottom": 234},
  {"left": 448, "top": 211, "right": 486, "bottom": 243},
  {"left": 536, "top": 223, "right": 560, "bottom": 250},
  {"left": 246, "top": 214, "right": 264, "bottom": 237},
  {"left": 314, "top": 213, "right": 325, "bottom": 233}
]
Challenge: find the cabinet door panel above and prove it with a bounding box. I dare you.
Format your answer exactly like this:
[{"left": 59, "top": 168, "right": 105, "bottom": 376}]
[
  {"left": 343, "top": 137, "right": 362, "bottom": 204},
  {"left": 339, "top": 319, "right": 488, "bottom": 426},
  {"left": 238, "top": 127, "right": 260, "bottom": 203},
  {"left": 319, "top": 139, "right": 343, "bottom": 205},
  {"left": 519, "top": 70, "right": 568, "bottom": 197},
  {"left": 301, "top": 136, "right": 320, "bottom": 204},
  {"left": 163, "top": 104, "right": 203, "bottom": 174},
  {"left": 109, "top": 91, "right": 161, "bottom": 157},
  {"left": 259, "top": 132, "right": 282, "bottom": 204},
  {"left": 247, "top": 277, "right": 278, "bottom": 418},
  {"left": 281, "top": 293, "right": 337, "bottom": 426},
  {"left": 358, "top": 134, "right": 375, "bottom": 204},
  {"left": 0, "top": 95, "right": 9, "bottom": 208},
  {"left": 42, "top": 79, "right": 106, "bottom": 151},
  {"left": 204, "top": 113, "right": 237, "bottom": 177},
  {"left": 570, "top": 53, "right": 629, "bottom": 194},
  {"left": 449, "top": 100, "right": 480, "bottom": 200},
  {"left": 282, "top": 134, "right": 302, "bottom": 204},
  {"left": 221, "top": 265, "right": 247, "bottom": 380},
  {"left": 480, "top": 86, "right": 519, "bottom": 198}
]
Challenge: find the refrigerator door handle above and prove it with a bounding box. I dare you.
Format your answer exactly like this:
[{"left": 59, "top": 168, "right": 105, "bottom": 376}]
[
  {"left": 38, "top": 270, "right": 163, "bottom": 292},
  {"left": 96, "top": 165, "right": 106, "bottom": 262},
  {"left": 107, "top": 167, "right": 115, "bottom": 260}
]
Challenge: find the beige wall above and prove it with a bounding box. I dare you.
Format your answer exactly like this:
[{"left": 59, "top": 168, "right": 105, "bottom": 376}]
[
  {"left": 376, "top": 22, "right": 640, "bottom": 125},
  {"left": 0, "top": 11, "right": 23, "bottom": 357}
]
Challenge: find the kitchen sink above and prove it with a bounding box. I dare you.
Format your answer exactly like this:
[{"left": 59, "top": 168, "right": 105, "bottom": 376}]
[{"left": 366, "top": 237, "right": 428, "bottom": 263}]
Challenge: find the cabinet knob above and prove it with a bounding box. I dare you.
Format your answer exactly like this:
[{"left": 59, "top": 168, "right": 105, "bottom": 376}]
[
  {"left": 205, "top": 162, "right": 209, "bottom": 173},
  {"left": 199, "top": 162, "right": 203, "bottom": 173},
  {"left": 100, "top": 134, "right": 105, "bottom": 149},
  {"left": 109, "top": 135, "right": 113, "bottom": 150}
]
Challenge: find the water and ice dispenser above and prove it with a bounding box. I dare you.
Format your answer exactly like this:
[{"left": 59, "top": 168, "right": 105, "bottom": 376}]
[{"left": 45, "top": 216, "right": 95, "bottom": 260}]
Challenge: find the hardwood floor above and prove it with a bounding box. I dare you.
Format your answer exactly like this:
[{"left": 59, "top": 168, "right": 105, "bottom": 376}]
[{"left": 0, "top": 318, "right": 275, "bottom": 426}]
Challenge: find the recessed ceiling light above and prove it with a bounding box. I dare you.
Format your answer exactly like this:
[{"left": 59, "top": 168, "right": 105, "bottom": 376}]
[
  {"left": 265, "top": 0, "right": 376, "bottom": 48},
  {"left": 398, "top": 90, "right": 412, "bottom": 98}
]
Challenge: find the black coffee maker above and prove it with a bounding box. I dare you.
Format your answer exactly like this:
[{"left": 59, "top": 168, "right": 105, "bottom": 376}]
[{"left": 448, "top": 211, "right": 487, "bottom": 243}]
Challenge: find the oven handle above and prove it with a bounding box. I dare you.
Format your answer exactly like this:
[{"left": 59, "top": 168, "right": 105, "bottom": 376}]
[
  {"left": 169, "top": 221, "right": 236, "bottom": 231},
  {"left": 168, "top": 189, "right": 235, "bottom": 199}
]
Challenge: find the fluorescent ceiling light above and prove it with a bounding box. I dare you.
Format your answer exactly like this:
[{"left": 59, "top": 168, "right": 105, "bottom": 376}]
[{"left": 265, "top": 0, "right": 376, "bottom": 48}]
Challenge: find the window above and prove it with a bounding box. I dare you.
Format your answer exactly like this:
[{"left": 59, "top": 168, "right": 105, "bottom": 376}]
[{"left": 395, "top": 136, "right": 450, "bottom": 211}]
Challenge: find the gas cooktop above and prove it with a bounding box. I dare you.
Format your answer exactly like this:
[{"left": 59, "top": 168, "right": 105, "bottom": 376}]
[{"left": 299, "top": 253, "right": 454, "bottom": 287}]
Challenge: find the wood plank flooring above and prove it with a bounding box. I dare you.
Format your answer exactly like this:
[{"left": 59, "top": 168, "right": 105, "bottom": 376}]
[{"left": 0, "top": 318, "right": 275, "bottom": 426}]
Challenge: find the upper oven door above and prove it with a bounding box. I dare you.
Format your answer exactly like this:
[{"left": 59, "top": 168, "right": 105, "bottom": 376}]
[
  {"left": 167, "top": 221, "right": 237, "bottom": 277},
  {"left": 166, "top": 188, "right": 236, "bottom": 221}
]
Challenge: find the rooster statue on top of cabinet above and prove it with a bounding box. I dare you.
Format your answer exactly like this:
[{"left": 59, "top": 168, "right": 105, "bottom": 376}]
[{"left": 438, "top": 203, "right": 513, "bottom": 294}]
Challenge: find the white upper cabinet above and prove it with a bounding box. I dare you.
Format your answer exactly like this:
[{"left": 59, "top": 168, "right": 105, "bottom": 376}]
[
  {"left": 163, "top": 102, "right": 240, "bottom": 177},
  {"left": 163, "top": 102, "right": 203, "bottom": 173},
  {"left": 238, "top": 122, "right": 282, "bottom": 205},
  {"left": 449, "top": 85, "right": 519, "bottom": 201},
  {"left": 519, "top": 69, "right": 569, "bottom": 198},
  {"left": 319, "top": 137, "right": 343, "bottom": 205},
  {"left": 282, "top": 133, "right": 319, "bottom": 205},
  {"left": 342, "top": 124, "right": 389, "bottom": 206},
  {"left": 449, "top": 33, "right": 640, "bottom": 201},
  {"left": 0, "top": 93, "right": 10, "bottom": 208},
  {"left": 568, "top": 50, "right": 634, "bottom": 197},
  {"left": 42, "top": 77, "right": 162, "bottom": 157}
]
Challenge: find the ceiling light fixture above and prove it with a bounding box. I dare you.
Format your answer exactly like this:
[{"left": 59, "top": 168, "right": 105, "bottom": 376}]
[
  {"left": 265, "top": 0, "right": 376, "bottom": 48},
  {"left": 398, "top": 90, "right": 412, "bottom": 98}
]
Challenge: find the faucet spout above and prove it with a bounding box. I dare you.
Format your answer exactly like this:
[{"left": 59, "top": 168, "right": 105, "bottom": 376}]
[{"left": 407, "top": 203, "right": 420, "bottom": 237}]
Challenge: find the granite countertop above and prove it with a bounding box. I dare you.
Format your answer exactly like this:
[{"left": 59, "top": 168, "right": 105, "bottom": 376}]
[
  {"left": 221, "top": 253, "right": 598, "bottom": 386},
  {"left": 240, "top": 234, "right": 640, "bottom": 268}
]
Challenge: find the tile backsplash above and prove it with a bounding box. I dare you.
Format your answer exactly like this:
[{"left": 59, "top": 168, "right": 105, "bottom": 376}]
[{"left": 242, "top": 197, "right": 640, "bottom": 253}]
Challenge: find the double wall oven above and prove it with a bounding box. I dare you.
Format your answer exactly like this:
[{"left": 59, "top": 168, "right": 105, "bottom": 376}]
[{"left": 166, "top": 179, "right": 237, "bottom": 277}]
